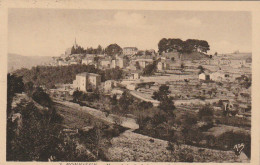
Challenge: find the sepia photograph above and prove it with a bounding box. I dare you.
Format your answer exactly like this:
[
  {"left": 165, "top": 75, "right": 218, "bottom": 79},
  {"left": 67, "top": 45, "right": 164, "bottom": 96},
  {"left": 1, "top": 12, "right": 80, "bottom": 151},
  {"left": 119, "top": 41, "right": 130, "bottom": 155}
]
[{"left": 5, "top": 4, "right": 254, "bottom": 163}]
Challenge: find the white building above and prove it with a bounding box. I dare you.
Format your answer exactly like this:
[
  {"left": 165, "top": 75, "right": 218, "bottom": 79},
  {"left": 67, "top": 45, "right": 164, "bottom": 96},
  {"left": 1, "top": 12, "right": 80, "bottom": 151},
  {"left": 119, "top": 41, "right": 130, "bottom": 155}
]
[
  {"left": 157, "top": 61, "right": 169, "bottom": 71},
  {"left": 210, "top": 72, "right": 227, "bottom": 82},
  {"left": 123, "top": 47, "right": 138, "bottom": 56},
  {"left": 100, "top": 60, "right": 111, "bottom": 68},
  {"left": 111, "top": 60, "right": 116, "bottom": 68},
  {"left": 126, "top": 83, "right": 137, "bottom": 91},
  {"left": 73, "top": 72, "right": 101, "bottom": 92},
  {"left": 82, "top": 58, "right": 93, "bottom": 65},
  {"left": 117, "top": 58, "right": 125, "bottom": 68},
  {"left": 198, "top": 73, "right": 210, "bottom": 80},
  {"left": 135, "top": 59, "right": 153, "bottom": 68},
  {"left": 58, "top": 60, "right": 69, "bottom": 66},
  {"left": 70, "top": 61, "right": 78, "bottom": 65},
  {"left": 104, "top": 80, "right": 116, "bottom": 92}
]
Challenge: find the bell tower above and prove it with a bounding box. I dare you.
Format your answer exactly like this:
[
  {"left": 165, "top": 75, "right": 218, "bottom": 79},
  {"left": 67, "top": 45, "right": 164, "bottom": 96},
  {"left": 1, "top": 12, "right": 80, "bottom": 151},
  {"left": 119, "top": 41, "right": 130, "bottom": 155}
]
[{"left": 74, "top": 38, "right": 78, "bottom": 48}]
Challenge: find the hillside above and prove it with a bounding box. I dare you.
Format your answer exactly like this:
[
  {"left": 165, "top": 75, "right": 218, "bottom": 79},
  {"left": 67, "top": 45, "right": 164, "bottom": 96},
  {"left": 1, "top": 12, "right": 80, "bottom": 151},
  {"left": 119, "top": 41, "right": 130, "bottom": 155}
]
[
  {"left": 162, "top": 52, "right": 210, "bottom": 61},
  {"left": 224, "top": 53, "right": 252, "bottom": 60},
  {"left": 8, "top": 53, "right": 52, "bottom": 72}
]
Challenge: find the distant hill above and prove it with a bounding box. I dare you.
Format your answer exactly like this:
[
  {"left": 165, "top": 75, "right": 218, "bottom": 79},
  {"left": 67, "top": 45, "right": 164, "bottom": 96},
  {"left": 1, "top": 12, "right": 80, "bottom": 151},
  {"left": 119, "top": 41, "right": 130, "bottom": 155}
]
[
  {"left": 8, "top": 53, "right": 52, "bottom": 72},
  {"left": 224, "top": 53, "right": 252, "bottom": 60}
]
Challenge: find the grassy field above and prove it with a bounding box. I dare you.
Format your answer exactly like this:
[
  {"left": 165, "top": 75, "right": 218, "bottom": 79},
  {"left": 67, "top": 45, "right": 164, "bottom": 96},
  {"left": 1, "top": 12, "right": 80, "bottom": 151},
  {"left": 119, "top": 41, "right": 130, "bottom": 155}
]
[{"left": 54, "top": 102, "right": 111, "bottom": 129}]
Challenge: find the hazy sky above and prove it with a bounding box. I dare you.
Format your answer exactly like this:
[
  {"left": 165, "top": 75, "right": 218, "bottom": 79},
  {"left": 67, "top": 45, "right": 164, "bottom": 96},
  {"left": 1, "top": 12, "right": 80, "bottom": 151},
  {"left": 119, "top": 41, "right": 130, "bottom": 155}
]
[{"left": 8, "top": 9, "right": 251, "bottom": 56}]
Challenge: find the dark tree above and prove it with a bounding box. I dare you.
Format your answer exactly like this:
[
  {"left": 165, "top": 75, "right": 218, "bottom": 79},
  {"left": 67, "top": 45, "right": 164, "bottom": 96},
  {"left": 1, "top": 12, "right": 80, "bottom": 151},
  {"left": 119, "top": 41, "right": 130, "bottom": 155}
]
[
  {"left": 142, "top": 60, "right": 157, "bottom": 76},
  {"left": 32, "top": 87, "right": 53, "bottom": 108},
  {"left": 118, "top": 91, "right": 134, "bottom": 113},
  {"left": 96, "top": 45, "right": 103, "bottom": 54},
  {"left": 198, "top": 65, "right": 205, "bottom": 74},
  {"left": 158, "top": 38, "right": 210, "bottom": 54},
  {"left": 158, "top": 38, "right": 168, "bottom": 54},
  {"left": 105, "top": 44, "right": 122, "bottom": 56},
  {"left": 152, "top": 85, "right": 175, "bottom": 117}
]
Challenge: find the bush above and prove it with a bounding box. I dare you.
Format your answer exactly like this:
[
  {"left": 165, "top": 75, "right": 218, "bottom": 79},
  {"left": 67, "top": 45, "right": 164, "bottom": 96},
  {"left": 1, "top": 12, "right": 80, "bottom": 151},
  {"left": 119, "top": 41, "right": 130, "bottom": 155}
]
[
  {"left": 32, "top": 87, "right": 53, "bottom": 108},
  {"left": 217, "top": 131, "right": 251, "bottom": 158},
  {"left": 178, "top": 148, "right": 194, "bottom": 162},
  {"left": 198, "top": 104, "right": 214, "bottom": 119}
]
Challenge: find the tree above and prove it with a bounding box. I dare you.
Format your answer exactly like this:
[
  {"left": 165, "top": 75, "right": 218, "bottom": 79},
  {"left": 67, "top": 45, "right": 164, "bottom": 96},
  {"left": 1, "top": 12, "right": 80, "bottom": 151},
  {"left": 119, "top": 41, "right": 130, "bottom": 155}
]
[
  {"left": 110, "top": 94, "right": 118, "bottom": 106},
  {"left": 180, "top": 63, "right": 185, "bottom": 71},
  {"left": 198, "top": 104, "right": 214, "bottom": 128},
  {"left": 135, "top": 61, "right": 141, "bottom": 70},
  {"left": 158, "top": 38, "right": 168, "bottom": 54},
  {"left": 105, "top": 44, "right": 122, "bottom": 56},
  {"left": 145, "top": 50, "right": 152, "bottom": 55},
  {"left": 158, "top": 38, "right": 210, "bottom": 55},
  {"left": 142, "top": 60, "right": 157, "bottom": 76},
  {"left": 118, "top": 91, "right": 134, "bottom": 113},
  {"left": 32, "top": 87, "right": 53, "bottom": 108},
  {"left": 7, "top": 74, "right": 24, "bottom": 116},
  {"left": 73, "top": 90, "right": 83, "bottom": 102},
  {"left": 24, "top": 81, "right": 34, "bottom": 95},
  {"left": 138, "top": 101, "right": 153, "bottom": 110},
  {"left": 198, "top": 65, "right": 205, "bottom": 74},
  {"left": 198, "top": 40, "right": 210, "bottom": 53},
  {"left": 152, "top": 85, "right": 175, "bottom": 119},
  {"left": 152, "top": 84, "right": 171, "bottom": 101},
  {"left": 96, "top": 45, "right": 103, "bottom": 54}
]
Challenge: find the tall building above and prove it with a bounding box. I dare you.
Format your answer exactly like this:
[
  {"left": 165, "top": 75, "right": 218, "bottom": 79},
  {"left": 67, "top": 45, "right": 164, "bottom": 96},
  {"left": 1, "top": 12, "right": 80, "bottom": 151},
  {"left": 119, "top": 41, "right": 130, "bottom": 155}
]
[
  {"left": 73, "top": 72, "right": 101, "bottom": 92},
  {"left": 74, "top": 38, "right": 78, "bottom": 49}
]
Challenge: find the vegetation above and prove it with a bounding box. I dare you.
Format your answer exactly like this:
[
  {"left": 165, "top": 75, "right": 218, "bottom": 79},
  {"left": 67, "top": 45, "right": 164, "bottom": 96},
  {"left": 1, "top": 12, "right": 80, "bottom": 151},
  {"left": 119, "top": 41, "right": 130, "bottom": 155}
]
[
  {"left": 142, "top": 60, "right": 157, "bottom": 76},
  {"left": 14, "top": 64, "right": 124, "bottom": 89},
  {"left": 6, "top": 74, "right": 111, "bottom": 161},
  {"left": 158, "top": 38, "right": 210, "bottom": 54},
  {"left": 105, "top": 44, "right": 122, "bottom": 56},
  {"left": 7, "top": 74, "right": 80, "bottom": 161},
  {"left": 198, "top": 65, "right": 205, "bottom": 74},
  {"left": 71, "top": 45, "right": 104, "bottom": 55}
]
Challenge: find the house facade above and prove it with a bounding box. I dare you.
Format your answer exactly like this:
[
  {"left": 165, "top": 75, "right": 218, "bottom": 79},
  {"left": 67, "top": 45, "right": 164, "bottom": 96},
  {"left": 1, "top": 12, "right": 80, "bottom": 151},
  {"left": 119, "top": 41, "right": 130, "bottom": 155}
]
[
  {"left": 73, "top": 72, "right": 101, "bottom": 92},
  {"left": 123, "top": 47, "right": 138, "bottom": 56},
  {"left": 157, "top": 61, "right": 169, "bottom": 71},
  {"left": 199, "top": 73, "right": 210, "bottom": 80}
]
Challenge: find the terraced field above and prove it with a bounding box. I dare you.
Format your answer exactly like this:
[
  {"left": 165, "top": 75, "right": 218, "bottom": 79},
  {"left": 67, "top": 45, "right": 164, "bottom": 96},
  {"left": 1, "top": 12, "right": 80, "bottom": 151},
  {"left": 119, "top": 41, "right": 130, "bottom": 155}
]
[{"left": 107, "top": 130, "right": 249, "bottom": 162}]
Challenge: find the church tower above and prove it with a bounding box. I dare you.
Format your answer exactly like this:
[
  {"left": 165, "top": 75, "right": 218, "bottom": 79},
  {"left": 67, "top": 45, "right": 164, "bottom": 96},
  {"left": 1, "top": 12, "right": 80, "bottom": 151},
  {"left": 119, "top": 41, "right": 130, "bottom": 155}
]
[{"left": 74, "top": 38, "right": 78, "bottom": 48}]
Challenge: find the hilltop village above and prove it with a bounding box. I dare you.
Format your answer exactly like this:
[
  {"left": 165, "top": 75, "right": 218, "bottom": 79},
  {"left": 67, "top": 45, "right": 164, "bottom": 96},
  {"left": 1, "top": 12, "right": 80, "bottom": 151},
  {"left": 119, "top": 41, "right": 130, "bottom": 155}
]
[
  {"left": 48, "top": 39, "right": 251, "bottom": 118},
  {"left": 9, "top": 38, "right": 251, "bottom": 162}
]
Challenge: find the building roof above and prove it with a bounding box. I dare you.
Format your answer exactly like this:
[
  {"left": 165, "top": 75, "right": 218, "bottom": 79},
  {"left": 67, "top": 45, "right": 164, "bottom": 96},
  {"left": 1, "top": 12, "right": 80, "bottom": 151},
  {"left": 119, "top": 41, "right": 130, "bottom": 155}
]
[
  {"left": 123, "top": 47, "right": 138, "bottom": 50},
  {"left": 77, "top": 72, "right": 100, "bottom": 77}
]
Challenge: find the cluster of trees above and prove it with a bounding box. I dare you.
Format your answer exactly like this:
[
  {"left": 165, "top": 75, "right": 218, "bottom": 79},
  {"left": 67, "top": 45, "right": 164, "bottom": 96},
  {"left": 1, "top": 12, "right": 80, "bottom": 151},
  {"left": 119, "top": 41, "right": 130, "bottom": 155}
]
[
  {"left": 142, "top": 60, "right": 158, "bottom": 76},
  {"left": 7, "top": 74, "right": 92, "bottom": 161},
  {"left": 104, "top": 44, "right": 122, "bottom": 56},
  {"left": 235, "top": 75, "right": 251, "bottom": 89},
  {"left": 70, "top": 43, "right": 123, "bottom": 56},
  {"left": 70, "top": 43, "right": 124, "bottom": 56},
  {"left": 131, "top": 85, "right": 176, "bottom": 138},
  {"left": 71, "top": 45, "right": 104, "bottom": 55},
  {"left": 136, "top": 50, "right": 154, "bottom": 56},
  {"left": 14, "top": 64, "right": 124, "bottom": 89},
  {"left": 72, "top": 90, "right": 100, "bottom": 103},
  {"left": 103, "top": 67, "right": 124, "bottom": 81},
  {"left": 158, "top": 38, "right": 210, "bottom": 54}
]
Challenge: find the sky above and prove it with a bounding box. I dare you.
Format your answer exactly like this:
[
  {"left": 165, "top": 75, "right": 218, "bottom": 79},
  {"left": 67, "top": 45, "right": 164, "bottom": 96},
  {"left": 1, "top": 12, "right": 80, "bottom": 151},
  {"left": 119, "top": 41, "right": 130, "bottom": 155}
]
[{"left": 8, "top": 9, "right": 251, "bottom": 57}]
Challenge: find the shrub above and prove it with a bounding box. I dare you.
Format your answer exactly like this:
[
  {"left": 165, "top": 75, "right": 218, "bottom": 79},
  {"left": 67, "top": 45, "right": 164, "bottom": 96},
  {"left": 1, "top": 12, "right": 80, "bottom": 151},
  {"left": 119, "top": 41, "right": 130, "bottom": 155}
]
[
  {"left": 217, "top": 131, "right": 251, "bottom": 158},
  {"left": 178, "top": 148, "right": 194, "bottom": 162}
]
